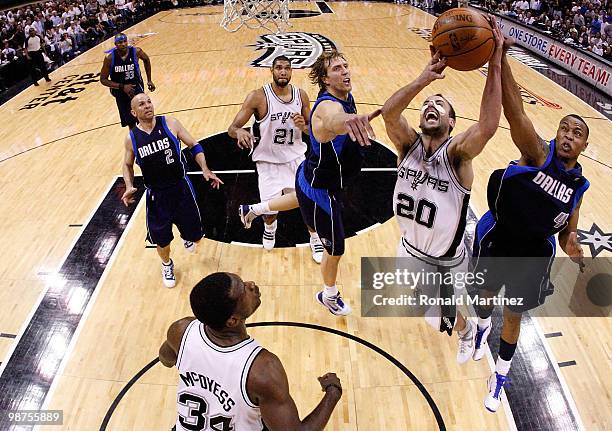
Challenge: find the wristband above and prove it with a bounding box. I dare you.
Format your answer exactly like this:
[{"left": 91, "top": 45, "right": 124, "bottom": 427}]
[{"left": 190, "top": 144, "right": 204, "bottom": 157}]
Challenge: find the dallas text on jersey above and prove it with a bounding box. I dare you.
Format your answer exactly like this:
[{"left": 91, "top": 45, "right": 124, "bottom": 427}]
[
  {"left": 532, "top": 171, "right": 574, "bottom": 203},
  {"left": 114, "top": 63, "right": 135, "bottom": 74},
  {"left": 136, "top": 137, "right": 171, "bottom": 159}
]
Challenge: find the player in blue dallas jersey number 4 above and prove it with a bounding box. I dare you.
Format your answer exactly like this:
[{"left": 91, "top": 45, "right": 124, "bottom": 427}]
[{"left": 471, "top": 38, "right": 590, "bottom": 413}]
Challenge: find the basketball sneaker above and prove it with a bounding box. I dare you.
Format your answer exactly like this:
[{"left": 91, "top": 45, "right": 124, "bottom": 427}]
[
  {"left": 485, "top": 372, "right": 510, "bottom": 412},
  {"left": 473, "top": 323, "right": 492, "bottom": 361},
  {"left": 316, "top": 291, "right": 352, "bottom": 316},
  {"left": 162, "top": 259, "right": 176, "bottom": 288},
  {"left": 183, "top": 240, "right": 196, "bottom": 253},
  {"left": 262, "top": 221, "right": 277, "bottom": 250},
  {"left": 310, "top": 235, "right": 324, "bottom": 264},
  {"left": 239, "top": 204, "right": 259, "bottom": 229},
  {"left": 457, "top": 320, "right": 476, "bottom": 364}
]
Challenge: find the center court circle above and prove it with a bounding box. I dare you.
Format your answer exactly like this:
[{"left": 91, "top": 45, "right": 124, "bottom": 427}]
[
  {"left": 182, "top": 132, "right": 398, "bottom": 248},
  {"left": 99, "top": 321, "right": 446, "bottom": 431}
]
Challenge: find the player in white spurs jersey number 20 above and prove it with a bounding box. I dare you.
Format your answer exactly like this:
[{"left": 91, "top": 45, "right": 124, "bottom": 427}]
[{"left": 380, "top": 18, "right": 505, "bottom": 365}]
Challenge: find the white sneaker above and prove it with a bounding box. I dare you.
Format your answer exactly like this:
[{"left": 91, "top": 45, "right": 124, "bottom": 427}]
[
  {"left": 473, "top": 324, "right": 492, "bottom": 361},
  {"left": 162, "top": 259, "right": 176, "bottom": 288},
  {"left": 457, "top": 320, "right": 476, "bottom": 364},
  {"left": 183, "top": 240, "right": 196, "bottom": 253},
  {"left": 239, "top": 204, "right": 258, "bottom": 229},
  {"left": 310, "top": 235, "right": 324, "bottom": 264},
  {"left": 262, "top": 229, "right": 276, "bottom": 250},
  {"left": 316, "top": 290, "right": 352, "bottom": 316},
  {"left": 485, "top": 372, "right": 510, "bottom": 412}
]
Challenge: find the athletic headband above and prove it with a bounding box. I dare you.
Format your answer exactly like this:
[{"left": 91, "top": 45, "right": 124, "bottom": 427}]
[{"left": 114, "top": 34, "right": 127, "bottom": 43}]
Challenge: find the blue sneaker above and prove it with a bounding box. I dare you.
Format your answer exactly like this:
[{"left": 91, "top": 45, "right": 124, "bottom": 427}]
[
  {"left": 485, "top": 372, "right": 510, "bottom": 412},
  {"left": 239, "top": 204, "right": 258, "bottom": 229},
  {"left": 316, "top": 290, "right": 352, "bottom": 316},
  {"left": 473, "top": 324, "right": 491, "bottom": 361}
]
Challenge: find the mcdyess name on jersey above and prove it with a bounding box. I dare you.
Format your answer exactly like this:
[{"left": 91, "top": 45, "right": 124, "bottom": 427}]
[
  {"left": 371, "top": 294, "right": 524, "bottom": 307},
  {"left": 179, "top": 372, "right": 236, "bottom": 412}
]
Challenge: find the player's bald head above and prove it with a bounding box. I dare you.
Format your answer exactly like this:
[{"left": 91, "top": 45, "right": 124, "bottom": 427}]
[
  {"left": 130, "top": 93, "right": 154, "bottom": 122},
  {"left": 130, "top": 93, "right": 150, "bottom": 109}
]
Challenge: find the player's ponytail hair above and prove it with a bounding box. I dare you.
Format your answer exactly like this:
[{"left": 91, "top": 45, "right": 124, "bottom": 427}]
[{"left": 309, "top": 50, "right": 347, "bottom": 94}]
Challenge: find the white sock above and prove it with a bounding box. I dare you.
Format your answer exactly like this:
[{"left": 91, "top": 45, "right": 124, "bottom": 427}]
[
  {"left": 495, "top": 357, "right": 512, "bottom": 375},
  {"left": 324, "top": 284, "right": 338, "bottom": 297},
  {"left": 252, "top": 202, "right": 270, "bottom": 215},
  {"left": 162, "top": 259, "right": 172, "bottom": 266},
  {"left": 264, "top": 220, "right": 277, "bottom": 232},
  {"left": 310, "top": 231, "right": 319, "bottom": 240},
  {"left": 478, "top": 316, "right": 492, "bottom": 331}
]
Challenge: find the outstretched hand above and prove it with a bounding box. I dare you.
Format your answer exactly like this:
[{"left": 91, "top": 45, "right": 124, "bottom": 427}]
[
  {"left": 487, "top": 14, "right": 505, "bottom": 63},
  {"left": 203, "top": 169, "right": 224, "bottom": 189},
  {"left": 345, "top": 109, "right": 381, "bottom": 146},
  {"left": 422, "top": 49, "right": 447, "bottom": 84}
]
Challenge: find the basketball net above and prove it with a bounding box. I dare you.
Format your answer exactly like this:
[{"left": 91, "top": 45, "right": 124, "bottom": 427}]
[{"left": 221, "top": 0, "right": 291, "bottom": 33}]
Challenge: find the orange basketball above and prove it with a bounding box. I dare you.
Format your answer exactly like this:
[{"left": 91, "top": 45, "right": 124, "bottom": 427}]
[{"left": 431, "top": 8, "right": 494, "bottom": 71}]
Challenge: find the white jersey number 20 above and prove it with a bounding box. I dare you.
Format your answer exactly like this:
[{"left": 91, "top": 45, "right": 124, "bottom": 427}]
[{"left": 395, "top": 193, "right": 437, "bottom": 229}]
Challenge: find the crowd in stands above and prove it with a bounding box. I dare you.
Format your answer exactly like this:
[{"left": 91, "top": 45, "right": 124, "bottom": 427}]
[
  {"left": 0, "top": 0, "right": 212, "bottom": 92},
  {"left": 477, "top": 0, "right": 612, "bottom": 60},
  {"left": 0, "top": 0, "right": 610, "bottom": 93}
]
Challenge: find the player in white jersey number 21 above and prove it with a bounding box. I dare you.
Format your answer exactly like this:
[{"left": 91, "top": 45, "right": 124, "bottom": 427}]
[{"left": 228, "top": 55, "right": 325, "bottom": 263}]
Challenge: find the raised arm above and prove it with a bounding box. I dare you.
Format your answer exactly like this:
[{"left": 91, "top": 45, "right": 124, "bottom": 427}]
[
  {"left": 158, "top": 317, "right": 195, "bottom": 367},
  {"left": 136, "top": 47, "right": 155, "bottom": 91},
  {"left": 380, "top": 51, "right": 446, "bottom": 158},
  {"left": 312, "top": 100, "right": 380, "bottom": 147},
  {"left": 249, "top": 351, "right": 341, "bottom": 431},
  {"left": 501, "top": 40, "right": 548, "bottom": 166},
  {"left": 166, "top": 116, "right": 223, "bottom": 189},
  {"left": 450, "top": 16, "right": 504, "bottom": 160},
  {"left": 228, "top": 90, "right": 261, "bottom": 149}
]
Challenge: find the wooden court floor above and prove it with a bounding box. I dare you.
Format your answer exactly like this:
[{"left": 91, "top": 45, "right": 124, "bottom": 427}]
[{"left": 0, "top": 2, "right": 610, "bottom": 430}]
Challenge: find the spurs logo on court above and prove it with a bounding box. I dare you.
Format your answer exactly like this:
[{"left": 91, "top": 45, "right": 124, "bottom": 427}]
[
  {"left": 249, "top": 32, "right": 337, "bottom": 69},
  {"left": 577, "top": 224, "right": 612, "bottom": 257}
]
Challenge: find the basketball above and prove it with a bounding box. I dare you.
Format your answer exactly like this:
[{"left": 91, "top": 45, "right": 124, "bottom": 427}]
[{"left": 431, "top": 8, "right": 495, "bottom": 71}]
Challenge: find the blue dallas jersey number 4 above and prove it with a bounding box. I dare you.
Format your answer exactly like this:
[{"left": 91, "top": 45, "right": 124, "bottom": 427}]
[{"left": 178, "top": 392, "right": 234, "bottom": 431}]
